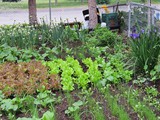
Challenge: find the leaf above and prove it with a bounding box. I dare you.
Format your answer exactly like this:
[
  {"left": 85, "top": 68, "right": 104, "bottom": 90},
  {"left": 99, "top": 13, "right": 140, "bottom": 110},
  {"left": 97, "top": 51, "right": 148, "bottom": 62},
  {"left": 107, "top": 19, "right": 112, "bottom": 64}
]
[
  {"left": 73, "top": 100, "right": 83, "bottom": 107},
  {"left": 6, "top": 54, "right": 17, "bottom": 61},
  {"left": 41, "top": 111, "right": 54, "bottom": 120}
]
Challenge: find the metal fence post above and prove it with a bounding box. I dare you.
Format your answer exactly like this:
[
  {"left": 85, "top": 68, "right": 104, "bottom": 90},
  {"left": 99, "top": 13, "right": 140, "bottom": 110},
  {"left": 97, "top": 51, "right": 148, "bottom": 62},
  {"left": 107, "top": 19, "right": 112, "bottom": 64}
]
[
  {"left": 49, "top": 0, "right": 52, "bottom": 25},
  {"left": 147, "top": 0, "right": 151, "bottom": 28},
  {"left": 128, "top": 2, "right": 131, "bottom": 37}
]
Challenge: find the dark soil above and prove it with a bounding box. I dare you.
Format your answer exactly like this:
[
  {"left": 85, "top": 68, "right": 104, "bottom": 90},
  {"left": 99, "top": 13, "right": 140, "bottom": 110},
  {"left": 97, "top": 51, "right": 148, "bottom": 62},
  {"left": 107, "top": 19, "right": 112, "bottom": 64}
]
[
  {"left": 92, "top": 88, "right": 118, "bottom": 120},
  {"left": 118, "top": 97, "right": 139, "bottom": 120},
  {"left": 1, "top": 83, "right": 159, "bottom": 120},
  {"left": 55, "top": 94, "right": 72, "bottom": 120}
]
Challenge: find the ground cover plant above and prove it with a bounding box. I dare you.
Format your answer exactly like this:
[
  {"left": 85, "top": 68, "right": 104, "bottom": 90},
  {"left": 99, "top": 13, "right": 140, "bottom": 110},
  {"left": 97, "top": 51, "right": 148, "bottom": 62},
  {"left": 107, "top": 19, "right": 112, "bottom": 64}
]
[{"left": 0, "top": 23, "right": 160, "bottom": 120}]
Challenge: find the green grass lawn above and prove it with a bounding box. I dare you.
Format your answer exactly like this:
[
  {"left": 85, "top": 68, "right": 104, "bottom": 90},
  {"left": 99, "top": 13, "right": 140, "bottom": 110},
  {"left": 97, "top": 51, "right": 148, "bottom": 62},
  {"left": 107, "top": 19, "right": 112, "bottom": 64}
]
[
  {"left": 0, "top": 0, "right": 159, "bottom": 10},
  {"left": 0, "top": 0, "right": 88, "bottom": 10}
]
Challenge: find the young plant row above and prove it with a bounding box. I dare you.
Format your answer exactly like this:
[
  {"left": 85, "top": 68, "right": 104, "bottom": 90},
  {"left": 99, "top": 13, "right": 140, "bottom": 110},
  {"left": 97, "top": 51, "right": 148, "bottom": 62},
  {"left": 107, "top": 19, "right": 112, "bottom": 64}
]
[{"left": 0, "top": 87, "right": 58, "bottom": 120}]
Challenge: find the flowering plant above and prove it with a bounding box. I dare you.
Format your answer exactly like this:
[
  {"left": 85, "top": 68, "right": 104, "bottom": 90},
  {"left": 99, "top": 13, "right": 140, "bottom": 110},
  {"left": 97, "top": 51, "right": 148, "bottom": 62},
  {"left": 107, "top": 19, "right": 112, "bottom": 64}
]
[{"left": 130, "top": 27, "right": 160, "bottom": 72}]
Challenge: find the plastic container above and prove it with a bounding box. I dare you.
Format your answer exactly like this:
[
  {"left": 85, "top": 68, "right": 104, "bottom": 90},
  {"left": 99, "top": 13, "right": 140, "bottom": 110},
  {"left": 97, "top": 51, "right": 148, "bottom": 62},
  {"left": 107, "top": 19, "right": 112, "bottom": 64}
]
[{"left": 102, "top": 13, "right": 119, "bottom": 28}]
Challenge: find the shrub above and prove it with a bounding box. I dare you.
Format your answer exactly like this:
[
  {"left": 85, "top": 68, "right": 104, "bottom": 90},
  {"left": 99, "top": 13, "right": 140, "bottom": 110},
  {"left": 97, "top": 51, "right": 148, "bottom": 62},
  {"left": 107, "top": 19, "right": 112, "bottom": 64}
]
[
  {"left": 0, "top": 61, "right": 61, "bottom": 97},
  {"left": 90, "top": 27, "right": 122, "bottom": 47}
]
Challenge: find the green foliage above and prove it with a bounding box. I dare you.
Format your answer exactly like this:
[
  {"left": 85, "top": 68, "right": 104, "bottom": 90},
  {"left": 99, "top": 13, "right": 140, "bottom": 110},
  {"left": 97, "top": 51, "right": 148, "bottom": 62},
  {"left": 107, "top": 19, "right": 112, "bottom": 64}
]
[
  {"left": 65, "top": 100, "right": 83, "bottom": 114},
  {"left": 38, "top": 44, "right": 58, "bottom": 60},
  {"left": 44, "top": 57, "right": 102, "bottom": 91},
  {"left": 0, "top": 88, "right": 57, "bottom": 120},
  {"left": 0, "top": 23, "right": 85, "bottom": 52},
  {"left": 41, "top": 111, "right": 54, "bottom": 120},
  {"left": 83, "top": 58, "right": 102, "bottom": 83},
  {"left": 0, "top": 93, "right": 25, "bottom": 120},
  {"left": 34, "top": 87, "right": 58, "bottom": 108},
  {"left": 0, "top": 43, "right": 60, "bottom": 63},
  {"left": 123, "top": 88, "right": 157, "bottom": 120},
  {"left": 0, "top": 23, "right": 63, "bottom": 49},
  {"left": 0, "top": 24, "right": 38, "bottom": 49},
  {"left": 96, "top": 0, "right": 110, "bottom": 4},
  {"left": 100, "top": 87, "right": 130, "bottom": 120},
  {"left": 90, "top": 27, "right": 122, "bottom": 47},
  {"left": 0, "top": 44, "right": 43, "bottom": 63},
  {"left": 0, "top": 44, "right": 20, "bottom": 63},
  {"left": 96, "top": 55, "right": 133, "bottom": 85},
  {"left": 130, "top": 29, "right": 160, "bottom": 72},
  {"left": 150, "top": 64, "right": 160, "bottom": 81},
  {"left": 145, "top": 87, "right": 158, "bottom": 97}
]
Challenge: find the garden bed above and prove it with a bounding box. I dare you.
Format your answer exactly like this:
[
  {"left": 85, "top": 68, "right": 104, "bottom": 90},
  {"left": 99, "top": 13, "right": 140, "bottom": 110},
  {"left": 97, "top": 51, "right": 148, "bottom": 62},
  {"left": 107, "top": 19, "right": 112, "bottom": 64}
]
[{"left": 0, "top": 23, "right": 160, "bottom": 120}]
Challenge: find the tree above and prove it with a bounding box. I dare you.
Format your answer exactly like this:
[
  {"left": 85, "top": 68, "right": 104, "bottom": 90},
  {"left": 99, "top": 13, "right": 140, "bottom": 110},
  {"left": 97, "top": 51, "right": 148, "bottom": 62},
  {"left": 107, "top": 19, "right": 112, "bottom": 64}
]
[
  {"left": 88, "top": 0, "right": 98, "bottom": 30},
  {"left": 28, "top": 0, "right": 37, "bottom": 25}
]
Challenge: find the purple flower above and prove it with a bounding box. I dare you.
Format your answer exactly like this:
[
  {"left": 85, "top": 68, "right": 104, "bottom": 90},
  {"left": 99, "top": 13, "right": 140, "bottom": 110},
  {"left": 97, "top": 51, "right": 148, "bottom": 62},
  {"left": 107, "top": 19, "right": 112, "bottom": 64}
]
[
  {"left": 130, "top": 33, "right": 140, "bottom": 39},
  {"left": 141, "top": 29, "right": 145, "bottom": 33},
  {"left": 132, "top": 26, "right": 136, "bottom": 33}
]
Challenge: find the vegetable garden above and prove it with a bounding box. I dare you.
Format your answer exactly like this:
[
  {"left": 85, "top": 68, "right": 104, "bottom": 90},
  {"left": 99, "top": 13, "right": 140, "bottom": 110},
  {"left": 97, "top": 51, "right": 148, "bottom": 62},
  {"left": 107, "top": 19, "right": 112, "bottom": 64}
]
[{"left": 0, "top": 23, "right": 160, "bottom": 120}]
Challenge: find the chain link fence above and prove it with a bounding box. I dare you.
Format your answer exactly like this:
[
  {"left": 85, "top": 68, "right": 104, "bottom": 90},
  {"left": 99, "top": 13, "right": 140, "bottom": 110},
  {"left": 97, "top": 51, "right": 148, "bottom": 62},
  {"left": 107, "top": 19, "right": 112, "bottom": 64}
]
[{"left": 128, "top": 2, "right": 160, "bottom": 36}]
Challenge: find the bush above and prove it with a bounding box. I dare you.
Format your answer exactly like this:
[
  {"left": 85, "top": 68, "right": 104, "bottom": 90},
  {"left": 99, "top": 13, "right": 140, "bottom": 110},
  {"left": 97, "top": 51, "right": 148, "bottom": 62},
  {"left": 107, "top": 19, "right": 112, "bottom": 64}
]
[{"left": 90, "top": 27, "right": 122, "bottom": 47}]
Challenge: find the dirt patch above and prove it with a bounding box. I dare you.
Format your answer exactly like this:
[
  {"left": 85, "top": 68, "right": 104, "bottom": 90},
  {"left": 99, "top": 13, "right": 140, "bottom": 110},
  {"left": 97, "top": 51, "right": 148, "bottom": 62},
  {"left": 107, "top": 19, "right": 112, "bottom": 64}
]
[
  {"left": 55, "top": 93, "right": 72, "bottom": 120},
  {"left": 92, "top": 88, "right": 118, "bottom": 120}
]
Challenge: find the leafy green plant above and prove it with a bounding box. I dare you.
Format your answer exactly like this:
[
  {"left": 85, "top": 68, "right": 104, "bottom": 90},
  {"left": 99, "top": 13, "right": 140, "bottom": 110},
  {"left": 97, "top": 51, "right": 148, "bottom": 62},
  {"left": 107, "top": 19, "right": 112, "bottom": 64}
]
[
  {"left": 38, "top": 44, "right": 58, "bottom": 60},
  {"left": 90, "top": 27, "right": 122, "bottom": 47},
  {"left": 0, "top": 43, "right": 20, "bottom": 63},
  {"left": 44, "top": 57, "right": 102, "bottom": 91},
  {"left": 34, "top": 86, "right": 58, "bottom": 108},
  {"left": 145, "top": 87, "right": 158, "bottom": 97},
  {"left": 143, "top": 87, "right": 160, "bottom": 112},
  {"left": 96, "top": 55, "right": 132, "bottom": 85},
  {"left": 65, "top": 100, "right": 83, "bottom": 114},
  {"left": 0, "top": 95, "right": 25, "bottom": 120},
  {"left": 41, "top": 111, "right": 55, "bottom": 120},
  {"left": 83, "top": 58, "right": 102, "bottom": 83},
  {"left": 130, "top": 29, "right": 160, "bottom": 72},
  {"left": 123, "top": 87, "right": 157, "bottom": 120},
  {"left": 0, "top": 44, "right": 44, "bottom": 63}
]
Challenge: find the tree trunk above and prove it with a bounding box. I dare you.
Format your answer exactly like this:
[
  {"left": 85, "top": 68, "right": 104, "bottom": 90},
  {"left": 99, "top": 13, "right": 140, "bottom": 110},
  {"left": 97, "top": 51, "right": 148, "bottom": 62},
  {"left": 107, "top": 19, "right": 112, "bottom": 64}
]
[
  {"left": 88, "top": 0, "right": 98, "bottom": 30},
  {"left": 28, "top": 0, "right": 37, "bottom": 25}
]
